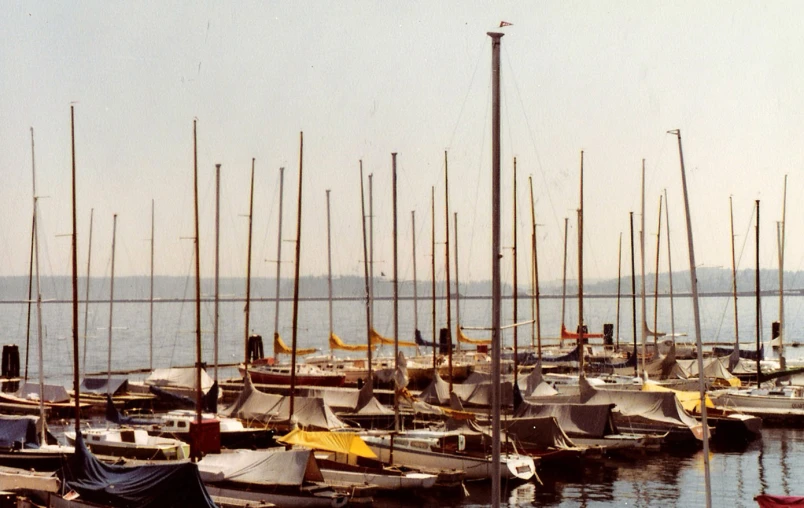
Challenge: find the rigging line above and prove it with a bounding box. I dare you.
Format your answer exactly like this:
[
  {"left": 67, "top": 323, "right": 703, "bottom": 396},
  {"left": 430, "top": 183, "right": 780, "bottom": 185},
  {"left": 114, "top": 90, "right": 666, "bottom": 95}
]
[
  {"left": 464, "top": 72, "right": 492, "bottom": 283},
  {"left": 501, "top": 44, "right": 559, "bottom": 235},
  {"left": 446, "top": 36, "right": 487, "bottom": 150}
]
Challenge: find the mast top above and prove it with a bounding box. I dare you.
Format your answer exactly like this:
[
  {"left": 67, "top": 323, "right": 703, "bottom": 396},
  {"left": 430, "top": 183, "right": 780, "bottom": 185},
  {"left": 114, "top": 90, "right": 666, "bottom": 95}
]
[{"left": 487, "top": 32, "right": 504, "bottom": 39}]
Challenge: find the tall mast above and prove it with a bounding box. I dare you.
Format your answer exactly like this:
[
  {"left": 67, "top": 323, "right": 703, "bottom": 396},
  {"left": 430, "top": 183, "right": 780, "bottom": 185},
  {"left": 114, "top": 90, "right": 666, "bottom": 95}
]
[
  {"left": 454, "top": 212, "right": 461, "bottom": 346},
  {"left": 289, "top": 132, "right": 304, "bottom": 421},
  {"left": 431, "top": 187, "right": 437, "bottom": 369},
  {"left": 149, "top": 200, "right": 154, "bottom": 372},
  {"left": 214, "top": 167, "right": 220, "bottom": 381},
  {"left": 578, "top": 151, "right": 584, "bottom": 376},
  {"left": 106, "top": 214, "right": 117, "bottom": 395},
  {"left": 616, "top": 233, "right": 622, "bottom": 349},
  {"left": 412, "top": 211, "right": 419, "bottom": 344},
  {"left": 639, "top": 160, "right": 647, "bottom": 377},
  {"left": 244, "top": 159, "right": 255, "bottom": 367},
  {"left": 653, "top": 194, "right": 663, "bottom": 346},
  {"left": 528, "top": 176, "right": 541, "bottom": 360},
  {"left": 273, "top": 167, "right": 285, "bottom": 359},
  {"left": 326, "top": 190, "right": 333, "bottom": 349},
  {"left": 630, "top": 212, "right": 637, "bottom": 376},
  {"left": 24, "top": 128, "right": 37, "bottom": 385},
  {"left": 359, "top": 162, "right": 373, "bottom": 379},
  {"left": 488, "top": 30, "right": 503, "bottom": 508},
  {"left": 444, "top": 151, "right": 453, "bottom": 390},
  {"left": 665, "top": 189, "right": 676, "bottom": 339},
  {"left": 33, "top": 195, "right": 46, "bottom": 445},
  {"left": 512, "top": 157, "right": 518, "bottom": 378},
  {"left": 392, "top": 153, "right": 400, "bottom": 432},
  {"left": 192, "top": 120, "right": 202, "bottom": 431},
  {"left": 729, "top": 196, "right": 739, "bottom": 357},
  {"left": 560, "top": 217, "right": 569, "bottom": 338},
  {"left": 755, "top": 200, "right": 761, "bottom": 385},
  {"left": 778, "top": 174, "right": 787, "bottom": 368},
  {"left": 369, "top": 173, "right": 375, "bottom": 330},
  {"left": 668, "top": 128, "right": 711, "bottom": 508},
  {"left": 71, "top": 105, "right": 81, "bottom": 435},
  {"left": 81, "top": 209, "right": 94, "bottom": 375}
]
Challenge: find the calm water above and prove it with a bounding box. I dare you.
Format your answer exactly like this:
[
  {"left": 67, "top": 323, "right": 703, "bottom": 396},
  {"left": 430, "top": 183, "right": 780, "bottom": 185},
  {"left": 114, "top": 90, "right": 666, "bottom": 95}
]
[{"left": 3, "top": 294, "right": 804, "bottom": 506}]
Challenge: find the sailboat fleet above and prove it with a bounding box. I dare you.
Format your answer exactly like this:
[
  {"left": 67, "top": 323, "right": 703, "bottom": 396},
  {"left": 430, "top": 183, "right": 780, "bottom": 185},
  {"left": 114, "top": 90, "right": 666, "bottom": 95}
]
[{"left": 0, "top": 31, "right": 798, "bottom": 508}]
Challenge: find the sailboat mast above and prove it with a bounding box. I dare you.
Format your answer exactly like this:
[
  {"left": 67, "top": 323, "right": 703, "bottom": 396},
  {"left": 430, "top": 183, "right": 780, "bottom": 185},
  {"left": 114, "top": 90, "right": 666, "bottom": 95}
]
[
  {"left": 71, "top": 105, "right": 81, "bottom": 434},
  {"left": 454, "top": 212, "right": 461, "bottom": 349},
  {"left": 578, "top": 151, "right": 584, "bottom": 376},
  {"left": 33, "top": 195, "right": 46, "bottom": 445},
  {"left": 639, "top": 160, "right": 647, "bottom": 377},
  {"left": 369, "top": 174, "right": 375, "bottom": 329},
  {"left": 561, "top": 217, "right": 569, "bottom": 340},
  {"left": 512, "top": 157, "right": 518, "bottom": 377},
  {"left": 359, "top": 162, "right": 373, "bottom": 379},
  {"left": 192, "top": 120, "right": 202, "bottom": 429},
  {"left": 528, "top": 176, "right": 541, "bottom": 359},
  {"left": 431, "top": 187, "right": 437, "bottom": 369},
  {"left": 616, "top": 233, "right": 622, "bottom": 349},
  {"left": 326, "top": 190, "right": 333, "bottom": 347},
  {"left": 412, "top": 211, "right": 419, "bottom": 342},
  {"left": 107, "top": 214, "right": 117, "bottom": 395},
  {"left": 244, "top": 159, "right": 255, "bottom": 366},
  {"left": 214, "top": 167, "right": 220, "bottom": 381},
  {"left": 653, "top": 195, "right": 663, "bottom": 346},
  {"left": 149, "top": 200, "right": 154, "bottom": 372},
  {"left": 669, "top": 128, "right": 711, "bottom": 508},
  {"left": 664, "top": 189, "right": 676, "bottom": 339},
  {"left": 444, "top": 151, "right": 453, "bottom": 389},
  {"left": 289, "top": 132, "right": 304, "bottom": 421},
  {"left": 729, "top": 196, "right": 740, "bottom": 355},
  {"left": 25, "top": 128, "right": 37, "bottom": 385},
  {"left": 392, "top": 153, "right": 400, "bottom": 432},
  {"left": 81, "top": 209, "right": 94, "bottom": 375},
  {"left": 630, "top": 212, "right": 637, "bottom": 376},
  {"left": 488, "top": 30, "right": 503, "bottom": 508},
  {"left": 273, "top": 167, "right": 285, "bottom": 359},
  {"left": 778, "top": 174, "right": 787, "bottom": 368},
  {"left": 755, "top": 200, "right": 761, "bottom": 385}
]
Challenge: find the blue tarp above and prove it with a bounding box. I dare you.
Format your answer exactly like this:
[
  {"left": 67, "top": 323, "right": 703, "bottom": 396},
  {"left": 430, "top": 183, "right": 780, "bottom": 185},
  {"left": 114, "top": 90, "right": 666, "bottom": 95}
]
[
  {"left": 59, "top": 433, "right": 216, "bottom": 508},
  {"left": 0, "top": 416, "right": 40, "bottom": 449},
  {"left": 80, "top": 377, "right": 129, "bottom": 396}
]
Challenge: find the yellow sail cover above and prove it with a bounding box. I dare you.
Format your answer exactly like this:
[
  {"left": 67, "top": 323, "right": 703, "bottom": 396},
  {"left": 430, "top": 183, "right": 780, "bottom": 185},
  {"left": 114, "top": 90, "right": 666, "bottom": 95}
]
[
  {"left": 458, "top": 327, "right": 491, "bottom": 345},
  {"left": 277, "top": 428, "right": 378, "bottom": 459},
  {"left": 369, "top": 328, "right": 417, "bottom": 348},
  {"left": 329, "top": 333, "right": 372, "bottom": 351},
  {"left": 274, "top": 332, "right": 317, "bottom": 356},
  {"left": 642, "top": 381, "right": 715, "bottom": 413}
]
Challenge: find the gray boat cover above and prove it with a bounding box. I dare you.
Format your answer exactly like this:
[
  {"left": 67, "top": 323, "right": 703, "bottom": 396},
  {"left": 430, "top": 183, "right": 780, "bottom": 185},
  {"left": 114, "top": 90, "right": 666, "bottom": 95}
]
[
  {"left": 197, "top": 448, "right": 323, "bottom": 486},
  {"left": 16, "top": 382, "right": 69, "bottom": 403},
  {"left": 222, "top": 374, "right": 346, "bottom": 430},
  {"left": 305, "top": 379, "right": 392, "bottom": 416},
  {"left": 505, "top": 416, "right": 579, "bottom": 450},
  {"left": 59, "top": 433, "right": 215, "bottom": 508},
  {"left": 146, "top": 367, "right": 215, "bottom": 394},
  {"left": 419, "top": 370, "right": 513, "bottom": 407},
  {"left": 578, "top": 377, "right": 699, "bottom": 430},
  {"left": 676, "top": 356, "right": 738, "bottom": 382},
  {"left": 79, "top": 377, "right": 128, "bottom": 396},
  {"left": 517, "top": 367, "right": 559, "bottom": 398},
  {"left": 513, "top": 402, "right": 616, "bottom": 438}
]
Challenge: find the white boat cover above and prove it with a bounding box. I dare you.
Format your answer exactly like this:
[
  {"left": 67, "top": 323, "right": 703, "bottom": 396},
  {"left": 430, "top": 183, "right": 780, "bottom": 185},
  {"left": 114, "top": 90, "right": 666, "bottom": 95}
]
[
  {"left": 513, "top": 402, "right": 615, "bottom": 438},
  {"left": 517, "top": 367, "right": 559, "bottom": 397},
  {"left": 579, "top": 377, "right": 699, "bottom": 430},
  {"left": 221, "top": 374, "right": 347, "bottom": 430},
  {"left": 16, "top": 383, "right": 69, "bottom": 403},
  {"left": 197, "top": 448, "right": 323, "bottom": 486},
  {"left": 146, "top": 367, "right": 215, "bottom": 394},
  {"left": 676, "top": 356, "right": 738, "bottom": 383}
]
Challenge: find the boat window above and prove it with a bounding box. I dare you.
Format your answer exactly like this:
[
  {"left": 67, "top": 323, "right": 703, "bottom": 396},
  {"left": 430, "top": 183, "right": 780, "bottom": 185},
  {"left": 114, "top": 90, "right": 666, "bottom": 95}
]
[
  {"left": 121, "top": 430, "right": 136, "bottom": 443},
  {"left": 178, "top": 421, "right": 187, "bottom": 428}
]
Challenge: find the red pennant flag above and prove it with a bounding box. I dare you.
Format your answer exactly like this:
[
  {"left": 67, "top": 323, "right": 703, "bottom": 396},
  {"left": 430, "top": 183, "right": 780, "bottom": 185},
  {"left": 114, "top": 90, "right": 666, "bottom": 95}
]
[{"left": 499, "top": 21, "right": 513, "bottom": 27}]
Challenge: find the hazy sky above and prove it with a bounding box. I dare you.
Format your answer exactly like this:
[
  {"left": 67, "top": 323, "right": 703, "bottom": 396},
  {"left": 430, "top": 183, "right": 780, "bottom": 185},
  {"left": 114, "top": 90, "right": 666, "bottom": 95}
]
[{"left": 2, "top": 2, "right": 803, "bottom": 289}]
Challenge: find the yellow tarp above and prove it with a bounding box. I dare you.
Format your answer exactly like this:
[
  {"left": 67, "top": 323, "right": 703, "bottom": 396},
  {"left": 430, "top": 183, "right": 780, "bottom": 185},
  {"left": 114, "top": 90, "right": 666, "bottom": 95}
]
[
  {"left": 642, "top": 381, "right": 715, "bottom": 413},
  {"left": 458, "top": 327, "right": 491, "bottom": 345},
  {"left": 274, "top": 333, "right": 317, "bottom": 356},
  {"left": 329, "top": 333, "right": 372, "bottom": 352},
  {"left": 277, "top": 428, "right": 378, "bottom": 459},
  {"left": 370, "top": 328, "right": 417, "bottom": 348}
]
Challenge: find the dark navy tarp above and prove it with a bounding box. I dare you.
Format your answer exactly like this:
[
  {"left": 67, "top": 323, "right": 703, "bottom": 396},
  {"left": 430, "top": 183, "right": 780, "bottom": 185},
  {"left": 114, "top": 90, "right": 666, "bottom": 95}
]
[
  {"left": 59, "top": 433, "right": 216, "bottom": 508},
  {"left": 80, "top": 377, "right": 129, "bottom": 396},
  {"left": 712, "top": 345, "right": 763, "bottom": 361},
  {"left": 0, "top": 416, "right": 40, "bottom": 449}
]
